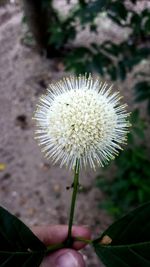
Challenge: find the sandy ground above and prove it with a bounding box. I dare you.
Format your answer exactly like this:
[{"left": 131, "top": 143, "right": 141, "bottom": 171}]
[{"left": 0, "top": 1, "right": 149, "bottom": 266}]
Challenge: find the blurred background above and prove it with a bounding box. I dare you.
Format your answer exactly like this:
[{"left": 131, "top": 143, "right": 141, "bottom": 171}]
[{"left": 0, "top": 0, "right": 150, "bottom": 266}]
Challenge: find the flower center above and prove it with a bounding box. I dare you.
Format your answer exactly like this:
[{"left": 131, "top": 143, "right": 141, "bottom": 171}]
[{"left": 46, "top": 88, "right": 117, "bottom": 157}]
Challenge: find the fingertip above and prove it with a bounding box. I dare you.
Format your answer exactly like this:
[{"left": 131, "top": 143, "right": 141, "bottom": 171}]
[{"left": 40, "top": 249, "right": 86, "bottom": 267}]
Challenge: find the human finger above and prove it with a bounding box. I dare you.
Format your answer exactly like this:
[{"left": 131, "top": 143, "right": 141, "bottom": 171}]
[
  {"left": 32, "top": 225, "right": 91, "bottom": 250},
  {"left": 40, "top": 248, "right": 85, "bottom": 267}
]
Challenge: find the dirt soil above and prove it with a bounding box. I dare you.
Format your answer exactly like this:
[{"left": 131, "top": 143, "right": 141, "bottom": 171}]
[{"left": 0, "top": 1, "right": 149, "bottom": 267}]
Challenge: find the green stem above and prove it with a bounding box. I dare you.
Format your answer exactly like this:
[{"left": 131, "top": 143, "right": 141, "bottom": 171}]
[
  {"left": 75, "top": 236, "right": 92, "bottom": 244},
  {"left": 46, "top": 236, "right": 91, "bottom": 255},
  {"left": 46, "top": 243, "right": 65, "bottom": 254},
  {"left": 46, "top": 159, "right": 80, "bottom": 253},
  {"left": 66, "top": 159, "right": 80, "bottom": 246}
]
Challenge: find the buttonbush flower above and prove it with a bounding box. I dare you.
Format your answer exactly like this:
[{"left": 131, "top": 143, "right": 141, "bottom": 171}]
[{"left": 33, "top": 74, "right": 130, "bottom": 169}]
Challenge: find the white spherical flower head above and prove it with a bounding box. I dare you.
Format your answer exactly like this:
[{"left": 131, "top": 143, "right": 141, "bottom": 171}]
[{"left": 33, "top": 74, "right": 130, "bottom": 169}]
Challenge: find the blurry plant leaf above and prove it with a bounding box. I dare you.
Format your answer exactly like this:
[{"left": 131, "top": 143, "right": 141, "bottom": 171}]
[
  {"left": 130, "top": 109, "right": 140, "bottom": 123},
  {"left": 78, "top": 0, "right": 87, "bottom": 7},
  {"left": 96, "top": 107, "right": 149, "bottom": 218},
  {"left": 138, "top": 47, "right": 150, "bottom": 57},
  {"left": 22, "top": 15, "right": 27, "bottom": 23},
  {"left": 74, "top": 0, "right": 109, "bottom": 24},
  {"left": 90, "top": 23, "right": 97, "bottom": 33},
  {"left": 101, "top": 42, "right": 120, "bottom": 56},
  {"left": 93, "top": 55, "right": 104, "bottom": 75},
  {"left": 109, "top": 2, "right": 128, "bottom": 21},
  {"left": 133, "top": 127, "right": 145, "bottom": 139},
  {"left": 134, "top": 81, "right": 150, "bottom": 102},
  {"left": 0, "top": 206, "right": 46, "bottom": 267},
  {"left": 48, "top": 20, "right": 76, "bottom": 49},
  {"left": 144, "top": 17, "right": 150, "bottom": 34},
  {"left": 129, "top": 109, "right": 146, "bottom": 139},
  {"left": 147, "top": 100, "right": 150, "bottom": 115},
  {"left": 130, "top": 13, "right": 141, "bottom": 28},
  {"left": 108, "top": 1, "right": 128, "bottom": 28},
  {"left": 97, "top": 142, "right": 150, "bottom": 218},
  {"left": 92, "top": 51, "right": 113, "bottom": 77},
  {"left": 107, "top": 65, "right": 117, "bottom": 81},
  {"left": 41, "top": 0, "right": 53, "bottom": 9},
  {"left": 130, "top": 0, "right": 137, "bottom": 3},
  {"left": 122, "top": 46, "right": 150, "bottom": 72},
  {"left": 127, "top": 132, "right": 134, "bottom": 144},
  {"left": 93, "top": 202, "right": 150, "bottom": 267},
  {"left": 117, "top": 61, "right": 126, "bottom": 80},
  {"left": 64, "top": 47, "right": 93, "bottom": 73}
]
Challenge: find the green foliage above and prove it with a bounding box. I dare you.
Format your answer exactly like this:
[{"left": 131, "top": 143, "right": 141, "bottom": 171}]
[
  {"left": 134, "top": 81, "right": 150, "bottom": 114},
  {"left": 96, "top": 110, "right": 150, "bottom": 218},
  {"left": 45, "top": 0, "right": 108, "bottom": 50},
  {"left": 72, "top": 0, "right": 109, "bottom": 25},
  {"left": 27, "top": 0, "right": 149, "bottom": 79},
  {"left": 65, "top": 40, "right": 150, "bottom": 80},
  {"left": 24, "top": 1, "right": 150, "bottom": 91},
  {"left": 0, "top": 206, "right": 46, "bottom": 267},
  {"left": 93, "top": 202, "right": 150, "bottom": 267},
  {"left": 61, "top": 0, "right": 150, "bottom": 83}
]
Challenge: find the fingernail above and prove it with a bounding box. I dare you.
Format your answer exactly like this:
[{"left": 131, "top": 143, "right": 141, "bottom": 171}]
[{"left": 56, "top": 252, "right": 79, "bottom": 267}]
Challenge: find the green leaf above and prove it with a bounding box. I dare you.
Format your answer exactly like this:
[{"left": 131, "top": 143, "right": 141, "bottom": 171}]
[
  {"left": 101, "top": 42, "right": 120, "bottom": 57},
  {"left": 130, "top": 0, "right": 137, "bottom": 3},
  {"left": 147, "top": 100, "right": 150, "bottom": 115},
  {"left": 109, "top": 2, "right": 127, "bottom": 21},
  {"left": 0, "top": 206, "right": 46, "bottom": 267},
  {"left": 144, "top": 17, "right": 150, "bottom": 34},
  {"left": 117, "top": 61, "right": 126, "bottom": 81},
  {"left": 134, "top": 81, "right": 150, "bottom": 102},
  {"left": 93, "top": 202, "right": 150, "bottom": 267},
  {"left": 107, "top": 65, "right": 117, "bottom": 81},
  {"left": 74, "top": 0, "right": 109, "bottom": 24}
]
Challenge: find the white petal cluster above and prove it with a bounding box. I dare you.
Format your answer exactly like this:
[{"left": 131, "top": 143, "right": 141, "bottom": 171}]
[{"left": 33, "top": 75, "right": 130, "bottom": 169}]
